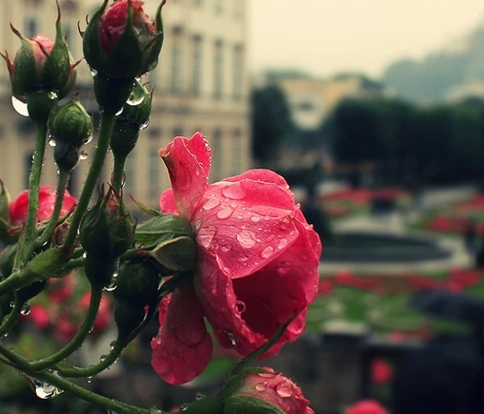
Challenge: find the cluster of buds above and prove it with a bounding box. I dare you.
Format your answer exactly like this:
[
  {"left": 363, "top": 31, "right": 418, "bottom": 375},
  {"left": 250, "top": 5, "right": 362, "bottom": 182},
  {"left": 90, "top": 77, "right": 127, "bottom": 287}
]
[{"left": 80, "top": 186, "right": 135, "bottom": 288}]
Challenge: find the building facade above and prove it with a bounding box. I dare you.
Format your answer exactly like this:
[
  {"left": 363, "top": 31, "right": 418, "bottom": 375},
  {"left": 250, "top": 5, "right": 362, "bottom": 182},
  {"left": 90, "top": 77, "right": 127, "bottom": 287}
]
[{"left": 0, "top": 0, "right": 251, "bottom": 208}]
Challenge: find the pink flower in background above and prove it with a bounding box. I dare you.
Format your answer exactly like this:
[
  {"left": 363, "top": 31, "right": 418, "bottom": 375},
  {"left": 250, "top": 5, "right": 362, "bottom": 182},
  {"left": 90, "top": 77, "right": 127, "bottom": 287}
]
[
  {"left": 370, "top": 358, "right": 394, "bottom": 385},
  {"left": 9, "top": 186, "right": 76, "bottom": 226},
  {"left": 224, "top": 367, "right": 315, "bottom": 414},
  {"left": 151, "top": 132, "right": 322, "bottom": 384},
  {"left": 344, "top": 400, "right": 389, "bottom": 414}
]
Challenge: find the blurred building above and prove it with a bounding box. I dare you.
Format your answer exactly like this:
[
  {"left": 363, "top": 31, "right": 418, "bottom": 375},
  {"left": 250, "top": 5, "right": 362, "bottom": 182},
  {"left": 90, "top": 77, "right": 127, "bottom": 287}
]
[
  {"left": 0, "top": 0, "right": 251, "bottom": 207},
  {"left": 274, "top": 72, "right": 386, "bottom": 131}
]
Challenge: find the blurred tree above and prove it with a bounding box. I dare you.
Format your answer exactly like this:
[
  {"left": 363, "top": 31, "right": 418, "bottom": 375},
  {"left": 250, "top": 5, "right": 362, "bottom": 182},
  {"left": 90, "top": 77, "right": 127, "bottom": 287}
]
[{"left": 251, "top": 85, "right": 294, "bottom": 164}]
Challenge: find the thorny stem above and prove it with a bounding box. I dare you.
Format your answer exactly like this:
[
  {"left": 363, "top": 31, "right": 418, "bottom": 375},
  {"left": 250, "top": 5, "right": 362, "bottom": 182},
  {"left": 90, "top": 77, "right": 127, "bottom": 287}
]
[
  {"left": 36, "top": 169, "right": 70, "bottom": 248},
  {"left": 13, "top": 123, "right": 48, "bottom": 271},
  {"left": 29, "top": 283, "right": 103, "bottom": 371},
  {"left": 62, "top": 112, "right": 115, "bottom": 248}
]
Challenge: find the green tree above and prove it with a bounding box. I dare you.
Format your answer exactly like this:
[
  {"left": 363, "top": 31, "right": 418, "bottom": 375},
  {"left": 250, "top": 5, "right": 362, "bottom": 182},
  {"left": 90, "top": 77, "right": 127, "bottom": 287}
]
[{"left": 251, "top": 85, "right": 294, "bottom": 164}]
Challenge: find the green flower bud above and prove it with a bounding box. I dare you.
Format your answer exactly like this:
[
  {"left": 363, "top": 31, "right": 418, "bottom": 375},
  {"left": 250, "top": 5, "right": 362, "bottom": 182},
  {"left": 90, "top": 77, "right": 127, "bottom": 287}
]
[
  {"left": 79, "top": 187, "right": 135, "bottom": 258},
  {"left": 0, "top": 180, "right": 11, "bottom": 246},
  {"left": 114, "top": 260, "right": 160, "bottom": 307},
  {"left": 48, "top": 98, "right": 93, "bottom": 147},
  {"left": 83, "top": 0, "right": 165, "bottom": 79},
  {"left": 1, "top": 5, "right": 77, "bottom": 102},
  {"left": 113, "top": 298, "right": 146, "bottom": 342},
  {"left": 110, "top": 80, "right": 152, "bottom": 158}
]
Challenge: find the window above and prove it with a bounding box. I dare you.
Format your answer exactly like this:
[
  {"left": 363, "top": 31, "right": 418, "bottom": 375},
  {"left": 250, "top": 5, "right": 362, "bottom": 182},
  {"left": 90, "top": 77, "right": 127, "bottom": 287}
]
[
  {"left": 211, "top": 129, "right": 223, "bottom": 181},
  {"left": 24, "top": 17, "right": 38, "bottom": 38},
  {"left": 215, "top": 0, "right": 223, "bottom": 13},
  {"left": 232, "top": 45, "right": 244, "bottom": 100},
  {"left": 213, "top": 40, "right": 223, "bottom": 99},
  {"left": 170, "top": 28, "right": 183, "bottom": 94},
  {"left": 148, "top": 146, "right": 160, "bottom": 199},
  {"left": 231, "top": 128, "right": 243, "bottom": 174},
  {"left": 233, "top": 0, "right": 244, "bottom": 20},
  {"left": 191, "top": 36, "right": 202, "bottom": 96}
]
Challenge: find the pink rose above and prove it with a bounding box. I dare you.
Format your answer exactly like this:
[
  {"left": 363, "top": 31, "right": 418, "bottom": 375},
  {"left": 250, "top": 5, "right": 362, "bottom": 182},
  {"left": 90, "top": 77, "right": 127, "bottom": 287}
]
[
  {"left": 9, "top": 186, "right": 77, "bottom": 226},
  {"left": 151, "top": 132, "right": 322, "bottom": 384},
  {"left": 344, "top": 400, "right": 389, "bottom": 414},
  {"left": 99, "top": 0, "right": 155, "bottom": 53},
  {"left": 224, "top": 367, "right": 315, "bottom": 414}
]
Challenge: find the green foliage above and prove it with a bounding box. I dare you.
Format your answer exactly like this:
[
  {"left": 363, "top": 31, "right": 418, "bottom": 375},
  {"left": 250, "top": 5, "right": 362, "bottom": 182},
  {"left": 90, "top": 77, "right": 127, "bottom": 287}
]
[
  {"left": 251, "top": 85, "right": 294, "bottom": 164},
  {"left": 330, "top": 98, "right": 484, "bottom": 186}
]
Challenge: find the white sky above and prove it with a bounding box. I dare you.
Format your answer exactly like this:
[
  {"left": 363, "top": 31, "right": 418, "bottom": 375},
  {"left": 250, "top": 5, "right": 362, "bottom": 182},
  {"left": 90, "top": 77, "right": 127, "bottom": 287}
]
[{"left": 248, "top": 0, "right": 484, "bottom": 79}]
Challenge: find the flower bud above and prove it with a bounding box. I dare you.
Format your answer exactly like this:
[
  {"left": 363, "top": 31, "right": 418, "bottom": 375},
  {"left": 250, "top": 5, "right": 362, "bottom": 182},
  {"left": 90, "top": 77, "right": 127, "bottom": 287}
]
[
  {"left": 48, "top": 98, "right": 93, "bottom": 172},
  {"left": 48, "top": 98, "right": 93, "bottom": 147},
  {"left": 223, "top": 368, "right": 315, "bottom": 414},
  {"left": 110, "top": 80, "right": 152, "bottom": 158},
  {"left": 83, "top": 0, "right": 165, "bottom": 79},
  {"left": 84, "top": 254, "right": 118, "bottom": 288},
  {"left": 1, "top": 6, "right": 76, "bottom": 102},
  {"left": 113, "top": 297, "right": 146, "bottom": 342},
  {"left": 0, "top": 180, "right": 11, "bottom": 246},
  {"left": 114, "top": 260, "right": 160, "bottom": 307},
  {"left": 79, "top": 187, "right": 135, "bottom": 258}
]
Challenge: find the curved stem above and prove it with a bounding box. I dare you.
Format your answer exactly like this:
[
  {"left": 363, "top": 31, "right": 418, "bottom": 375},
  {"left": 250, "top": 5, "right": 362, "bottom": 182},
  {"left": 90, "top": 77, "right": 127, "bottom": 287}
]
[
  {"left": 56, "top": 336, "right": 123, "bottom": 378},
  {"left": 14, "top": 123, "right": 48, "bottom": 271},
  {"left": 36, "top": 169, "right": 70, "bottom": 248},
  {"left": 0, "top": 342, "right": 160, "bottom": 414},
  {"left": 0, "top": 296, "right": 21, "bottom": 337},
  {"left": 111, "top": 154, "right": 127, "bottom": 194},
  {"left": 62, "top": 112, "right": 115, "bottom": 248},
  {"left": 29, "top": 283, "right": 103, "bottom": 371}
]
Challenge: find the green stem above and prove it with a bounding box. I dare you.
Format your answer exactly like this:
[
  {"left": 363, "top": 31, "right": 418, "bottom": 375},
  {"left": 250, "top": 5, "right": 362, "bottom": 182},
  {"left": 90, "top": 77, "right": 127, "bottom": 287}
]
[
  {"left": 0, "top": 297, "right": 21, "bottom": 337},
  {"left": 36, "top": 169, "right": 70, "bottom": 248},
  {"left": 56, "top": 336, "right": 123, "bottom": 378},
  {"left": 0, "top": 342, "right": 159, "bottom": 414},
  {"left": 62, "top": 113, "right": 115, "bottom": 248},
  {"left": 29, "top": 284, "right": 103, "bottom": 371},
  {"left": 111, "top": 154, "right": 127, "bottom": 194},
  {"left": 14, "top": 123, "right": 48, "bottom": 271}
]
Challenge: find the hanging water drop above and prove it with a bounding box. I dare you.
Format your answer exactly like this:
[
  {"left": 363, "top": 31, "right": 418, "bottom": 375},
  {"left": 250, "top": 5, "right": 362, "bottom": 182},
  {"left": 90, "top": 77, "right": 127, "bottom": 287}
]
[
  {"left": 109, "top": 340, "right": 117, "bottom": 351},
  {"left": 20, "top": 303, "right": 31, "bottom": 316},
  {"left": 126, "top": 80, "right": 145, "bottom": 106},
  {"left": 48, "top": 137, "right": 57, "bottom": 147},
  {"left": 33, "top": 379, "right": 63, "bottom": 399},
  {"left": 140, "top": 119, "right": 150, "bottom": 130},
  {"left": 11, "top": 96, "right": 29, "bottom": 117}
]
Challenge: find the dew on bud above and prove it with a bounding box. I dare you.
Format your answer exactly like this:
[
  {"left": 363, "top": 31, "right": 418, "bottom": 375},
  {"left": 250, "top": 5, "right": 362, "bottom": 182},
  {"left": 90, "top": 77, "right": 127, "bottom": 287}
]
[
  {"left": 48, "top": 137, "right": 57, "bottom": 147},
  {"left": 140, "top": 119, "right": 150, "bottom": 130},
  {"left": 80, "top": 150, "right": 88, "bottom": 160},
  {"left": 109, "top": 340, "right": 117, "bottom": 351},
  {"left": 11, "top": 96, "right": 29, "bottom": 117},
  {"left": 115, "top": 107, "right": 124, "bottom": 116}
]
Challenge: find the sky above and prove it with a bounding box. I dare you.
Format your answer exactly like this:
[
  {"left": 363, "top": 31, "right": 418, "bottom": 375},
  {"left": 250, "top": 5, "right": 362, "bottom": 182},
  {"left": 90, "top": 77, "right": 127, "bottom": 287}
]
[{"left": 248, "top": 0, "right": 484, "bottom": 80}]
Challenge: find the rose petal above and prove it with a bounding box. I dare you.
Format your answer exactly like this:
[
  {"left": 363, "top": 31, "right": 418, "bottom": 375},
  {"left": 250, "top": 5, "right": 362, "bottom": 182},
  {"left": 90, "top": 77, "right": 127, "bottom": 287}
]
[
  {"left": 159, "top": 189, "right": 178, "bottom": 214},
  {"left": 159, "top": 132, "right": 210, "bottom": 218},
  {"left": 151, "top": 284, "right": 213, "bottom": 384},
  {"left": 194, "top": 176, "right": 300, "bottom": 279}
]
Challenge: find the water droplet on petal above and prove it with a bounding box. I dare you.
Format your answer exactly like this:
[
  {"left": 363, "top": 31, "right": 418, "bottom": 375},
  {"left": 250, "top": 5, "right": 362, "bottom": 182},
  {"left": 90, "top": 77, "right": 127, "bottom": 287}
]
[
  {"left": 12, "top": 96, "right": 29, "bottom": 116},
  {"left": 255, "top": 383, "right": 266, "bottom": 391},
  {"left": 238, "top": 254, "right": 248, "bottom": 262},
  {"left": 222, "top": 266, "right": 233, "bottom": 276},
  {"left": 220, "top": 243, "right": 232, "bottom": 253},
  {"left": 216, "top": 207, "right": 233, "bottom": 219},
  {"left": 222, "top": 182, "right": 246, "bottom": 200},
  {"left": 203, "top": 197, "right": 220, "bottom": 210},
  {"left": 250, "top": 215, "right": 261, "bottom": 222},
  {"left": 223, "top": 329, "right": 237, "bottom": 346},
  {"left": 275, "top": 381, "right": 295, "bottom": 398},
  {"left": 236, "top": 230, "right": 256, "bottom": 249},
  {"left": 261, "top": 246, "right": 274, "bottom": 259},
  {"left": 236, "top": 300, "right": 246, "bottom": 313},
  {"left": 198, "top": 227, "right": 216, "bottom": 248},
  {"left": 277, "top": 238, "right": 288, "bottom": 250}
]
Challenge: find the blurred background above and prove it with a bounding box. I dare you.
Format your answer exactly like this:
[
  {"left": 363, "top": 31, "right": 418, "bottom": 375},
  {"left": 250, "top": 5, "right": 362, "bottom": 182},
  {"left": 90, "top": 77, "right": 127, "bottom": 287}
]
[{"left": 3, "top": 0, "right": 484, "bottom": 413}]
